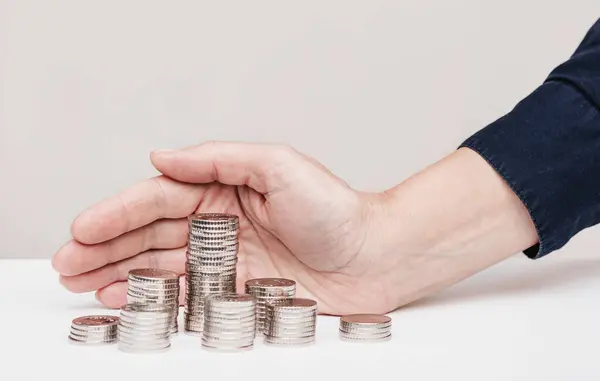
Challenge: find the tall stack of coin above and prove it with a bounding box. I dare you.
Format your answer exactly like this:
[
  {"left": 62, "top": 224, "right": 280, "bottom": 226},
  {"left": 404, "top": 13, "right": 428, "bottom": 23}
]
[
  {"left": 245, "top": 278, "right": 296, "bottom": 334},
  {"left": 264, "top": 298, "right": 317, "bottom": 346},
  {"left": 68, "top": 315, "right": 119, "bottom": 345},
  {"left": 117, "top": 303, "right": 172, "bottom": 353},
  {"left": 339, "top": 314, "right": 392, "bottom": 342},
  {"left": 126, "top": 268, "right": 180, "bottom": 335},
  {"left": 184, "top": 213, "right": 239, "bottom": 335},
  {"left": 201, "top": 293, "right": 256, "bottom": 351}
]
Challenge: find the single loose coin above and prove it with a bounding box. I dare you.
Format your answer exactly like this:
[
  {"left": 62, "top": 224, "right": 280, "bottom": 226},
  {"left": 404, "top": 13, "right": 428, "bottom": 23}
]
[{"left": 340, "top": 314, "right": 391, "bottom": 325}]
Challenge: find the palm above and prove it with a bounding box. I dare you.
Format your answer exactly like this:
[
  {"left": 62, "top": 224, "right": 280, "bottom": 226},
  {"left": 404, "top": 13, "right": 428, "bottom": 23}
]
[{"left": 192, "top": 181, "right": 368, "bottom": 314}]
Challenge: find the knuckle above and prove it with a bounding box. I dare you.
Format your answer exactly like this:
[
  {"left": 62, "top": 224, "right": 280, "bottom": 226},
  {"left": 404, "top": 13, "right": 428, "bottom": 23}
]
[
  {"left": 262, "top": 144, "right": 300, "bottom": 186},
  {"left": 270, "top": 144, "right": 297, "bottom": 163}
]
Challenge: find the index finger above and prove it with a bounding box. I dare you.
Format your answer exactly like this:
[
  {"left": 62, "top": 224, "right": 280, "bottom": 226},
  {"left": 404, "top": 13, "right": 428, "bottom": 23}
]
[{"left": 71, "top": 175, "right": 204, "bottom": 245}]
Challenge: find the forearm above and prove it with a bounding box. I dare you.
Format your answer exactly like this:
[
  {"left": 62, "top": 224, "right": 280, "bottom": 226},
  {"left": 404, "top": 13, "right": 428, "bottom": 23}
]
[
  {"left": 384, "top": 147, "right": 538, "bottom": 260},
  {"left": 368, "top": 148, "right": 538, "bottom": 305}
]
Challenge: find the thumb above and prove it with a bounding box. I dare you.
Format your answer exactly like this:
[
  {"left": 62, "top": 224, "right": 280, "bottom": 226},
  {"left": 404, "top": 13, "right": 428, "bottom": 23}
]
[{"left": 150, "top": 141, "right": 301, "bottom": 194}]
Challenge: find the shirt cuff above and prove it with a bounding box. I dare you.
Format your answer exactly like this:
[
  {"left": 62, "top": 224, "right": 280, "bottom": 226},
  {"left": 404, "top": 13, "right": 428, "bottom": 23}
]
[{"left": 459, "top": 80, "right": 600, "bottom": 259}]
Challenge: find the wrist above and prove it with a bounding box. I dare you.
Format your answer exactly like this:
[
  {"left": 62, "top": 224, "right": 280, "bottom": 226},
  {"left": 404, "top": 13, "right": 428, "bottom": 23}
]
[{"left": 362, "top": 148, "right": 539, "bottom": 308}]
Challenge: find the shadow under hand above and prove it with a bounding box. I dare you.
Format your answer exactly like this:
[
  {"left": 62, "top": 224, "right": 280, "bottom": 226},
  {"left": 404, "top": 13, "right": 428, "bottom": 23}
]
[{"left": 401, "top": 257, "right": 600, "bottom": 311}]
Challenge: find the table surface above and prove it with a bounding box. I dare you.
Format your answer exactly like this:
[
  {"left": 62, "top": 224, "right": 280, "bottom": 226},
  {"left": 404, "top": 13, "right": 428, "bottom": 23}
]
[{"left": 3, "top": 253, "right": 600, "bottom": 381}]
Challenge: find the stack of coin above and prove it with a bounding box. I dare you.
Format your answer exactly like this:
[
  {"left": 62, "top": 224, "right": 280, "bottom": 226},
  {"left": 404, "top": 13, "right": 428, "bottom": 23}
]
[
  {"left": 117, "top": 303, "right": 172, "bottom": 353},
  {"left": 245, "top": 278, "right": 296, "bottom": 334},
  {"left": 201, "top": 293, "right": 256, "bottom": 351},
  {"left": 264, "top": 298, "right": 317, "bottom": 346},
  {"left": 338, "top": 314, "right": 392, "bottom": 342},
  {"left": 126, "top": 268, "right": 180, "bottom": 335},
  {"left": 68, "top": 315, "right": 119, "bottom": 345},
  {"left": 184, "top": 213, "right": 239, "bottom": 335}
]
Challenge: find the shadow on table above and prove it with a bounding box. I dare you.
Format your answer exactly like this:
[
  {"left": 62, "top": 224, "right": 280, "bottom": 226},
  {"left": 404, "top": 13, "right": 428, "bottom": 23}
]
[{"left": 400, "top": 257, "right": 600, "bottom": 311}]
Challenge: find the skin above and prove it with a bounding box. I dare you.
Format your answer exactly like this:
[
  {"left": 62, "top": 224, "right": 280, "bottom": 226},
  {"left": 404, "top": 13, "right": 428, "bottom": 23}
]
[{"left": 52, "top": 142, "right": 539, "bottom": 315}]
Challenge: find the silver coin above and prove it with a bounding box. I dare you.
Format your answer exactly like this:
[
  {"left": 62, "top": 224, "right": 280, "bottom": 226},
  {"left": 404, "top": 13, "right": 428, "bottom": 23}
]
[
  {"left": 245, "top": 278, "right": 296, "bottom": 289},
  {"left": 68, "top": 336, "right": 117, "bottom": 345},
  {"left": 206, "top": 293, "right": 254, "bottom": 304},
  {"left": 121, "top": 302, "right": 171, "bottom": 313},
  {"left": 201, "top": 342, "right": 253, "bottom": 352},
  {"left": 118, "top": 343, "right": 171, "bottom": 353},
  {"left": 189, "top": 212, "right": 239, "bottom": 220},
  {"left": 339, "top": 325, "right": 391, "bottom": 334},
  {"left": 127, "top": 282, "right": 181, "bottom": 290},
  {"left": 339, "top": 332, "right": 392, "bottom": 343},
  {"left": 128, "top": 268, "right": 179, "bottom": 280},
  {"left": 338, "top": 329, "right": 392, "bottom": 339},
  {"left": 186, "top": 244, "right": 238, "bottom": 251},
  {"left": 263, "top": 335, "right": 315, "bottom": 346}
]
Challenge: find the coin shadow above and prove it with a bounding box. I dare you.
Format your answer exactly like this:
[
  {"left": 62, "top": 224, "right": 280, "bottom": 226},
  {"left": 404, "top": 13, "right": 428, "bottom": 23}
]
[{"left": 399, "top": 258, "right": 600, "bottom": 311}]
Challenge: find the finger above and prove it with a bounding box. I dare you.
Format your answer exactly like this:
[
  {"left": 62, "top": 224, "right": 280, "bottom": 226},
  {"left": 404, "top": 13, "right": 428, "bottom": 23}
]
[
  {"left": 71, "top": 175, "right": 204, "bottom": 245},
  {"left": 53, "top": 219, "right": 188, "bottom": 276},
  {"left": 95, "top": 275, "right": 186, "bottom": 309},
  {"left": 59, "top": 248, "right": 186, "bottom": 293},
  {"left": 150, "top": 142, "right": 304, "bottom": 194}
]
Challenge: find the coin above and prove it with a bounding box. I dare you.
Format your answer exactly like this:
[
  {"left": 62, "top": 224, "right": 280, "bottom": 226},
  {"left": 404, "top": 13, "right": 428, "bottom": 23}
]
[
  {"left": 129, "top": 268, "right": 179, "bottom": 280},
  {"left": 68, "top": 315, "right": 119, "bottom": 345},
  {"left": 340, "top": 314, "right": 391, "bottom": 325},
  {"left": 338, "top": 314, "right": 392, "bottom": 343}
]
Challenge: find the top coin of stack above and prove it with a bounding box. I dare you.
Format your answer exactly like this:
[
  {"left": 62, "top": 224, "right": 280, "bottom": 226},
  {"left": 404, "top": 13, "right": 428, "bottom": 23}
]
[
  {"left": 339, "top": 314, "right": 392, "bottom": 342},
  {"left": 245, "top": 278, "right": 296, "bottom": 334},
  {"left": 126, "top": 268, "right": 180, "bottom": 335},
  {"left": 264, "top": 298, "right": 317, "bottom": 346},
  {"left": 68, "top": 315, "right": 119, "bottom": 345},
  {"left": 184, "top": 213, "right": 239, "bottom": 335}
]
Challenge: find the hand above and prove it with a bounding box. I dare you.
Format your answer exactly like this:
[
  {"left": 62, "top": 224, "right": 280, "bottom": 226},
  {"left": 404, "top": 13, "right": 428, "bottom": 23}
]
[
  {"left": 52, "top": 142, "right": 394, "bottom": 315},
  {"left": 52, "top": 142, "right": 538, "bottom": 315}
]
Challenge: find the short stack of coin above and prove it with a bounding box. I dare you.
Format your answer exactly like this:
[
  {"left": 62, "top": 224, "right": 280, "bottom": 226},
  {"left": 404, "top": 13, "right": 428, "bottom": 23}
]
[
  {"left": 126, "top": 268, "right": 180, "bottom": 335},
  {"left": 117, "top": 303, "right": 172, "bottom": 353},
  {"left": 264, "top": 298, "right": 317, "bottom": 346},
  {"left": 68, "top": 315, "right": 119, "bottom": 345},
  {"left": 184, "top": 213, "right": 239, "bottom": 335},
  {"left": 338, "top": 314, "right": 392, "bottom": 342},
  {"left": 201, "top": 293, "right": 256, "bottom": 351},
  {"left": 245, "top": 278, "right": 296, "bottom": 334}
]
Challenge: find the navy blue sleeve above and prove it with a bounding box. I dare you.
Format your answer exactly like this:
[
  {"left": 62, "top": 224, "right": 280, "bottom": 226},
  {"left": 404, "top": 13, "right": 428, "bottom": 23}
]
[{"left": 460, "top": 18, "right": 600, "bottom": 259}]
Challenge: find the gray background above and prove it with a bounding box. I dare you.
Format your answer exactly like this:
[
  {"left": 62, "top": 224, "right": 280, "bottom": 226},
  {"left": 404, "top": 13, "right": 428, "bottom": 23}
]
[{"left": 1, "top": 0, "right": 600, "bottom": 259}]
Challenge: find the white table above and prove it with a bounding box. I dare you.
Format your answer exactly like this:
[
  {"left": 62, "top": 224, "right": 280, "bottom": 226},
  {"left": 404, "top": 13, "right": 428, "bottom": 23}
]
[{"left": 3, "top": 254, "right": 599, "bottom": 381}]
